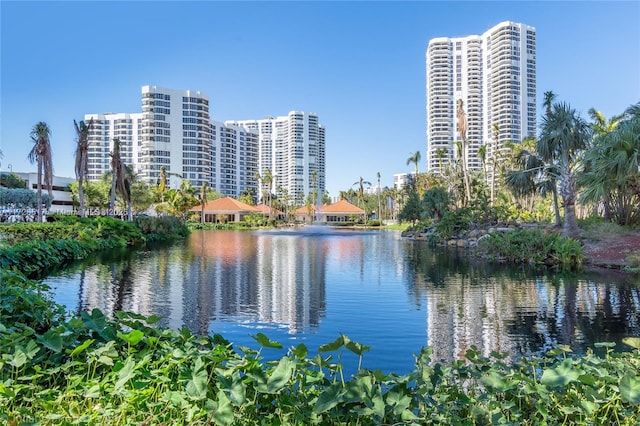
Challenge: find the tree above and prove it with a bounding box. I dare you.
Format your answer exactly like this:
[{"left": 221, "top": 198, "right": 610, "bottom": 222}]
[
  {"left": 456, "top": 99, "right": 471, "bottom": 205},
  {"left": 200, "top": 182, "right": 208, "bottom": 223},
  {"left": 421, "top": 186, "right": 450, "bottom": 222},
  {"left": 74, "top": 118, "right": 93, "bottom": 217},
  {"left": 580, "top": 104, "right": 640, "bottom": 225},
  {"left": 435, "top": 148, "right": 448, "bottom": 173},
  {"left": 28, "top": 121, "right": 53, "bottom": 222},
  {"left": 352, "top": 177, "right": 372, "bottom": 210},
  {"left": 489, "top": 123, "right": 500, "bottom": 206},
  {"left": 538, "top": 101, "right": 592, "bottom": 238},
  {"left": 0, "top": 172, "right": 27, "bottom": 189},
  {"left": 109, "top": 139, "right": 132, "bottom": 220},
  {"left": 263, "top": 168, "right": 274, "bottom": 220},
  {"left": 376, "top": 172, "right": 382, "bottom": 221},
  {"left": 406, "top": 151, "right": 421, "bottom": 175}
]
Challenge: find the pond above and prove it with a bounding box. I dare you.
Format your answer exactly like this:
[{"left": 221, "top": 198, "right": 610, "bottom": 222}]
[{"left": 45, "top": 229, "right": 640, "bottom": 375}]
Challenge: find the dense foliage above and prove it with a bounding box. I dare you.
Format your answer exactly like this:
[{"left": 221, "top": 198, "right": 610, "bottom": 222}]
[
  {"left": 1, "top": 268, "right": 639, "bottom": 425},
  {"left": 475, "top": 228, "right": 584, "bottom": 269}
]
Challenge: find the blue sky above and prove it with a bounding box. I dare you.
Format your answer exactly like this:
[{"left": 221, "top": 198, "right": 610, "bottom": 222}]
[{"left": 1, "top": 1, "right": 638, "bottom": 197}]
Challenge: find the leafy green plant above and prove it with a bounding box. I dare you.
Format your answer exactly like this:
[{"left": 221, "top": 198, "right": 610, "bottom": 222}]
[{"left": 476, "top": 228, "right": 583, "bottom": 269}]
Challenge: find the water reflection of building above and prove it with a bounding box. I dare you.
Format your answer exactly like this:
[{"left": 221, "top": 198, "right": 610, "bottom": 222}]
[
  {"left": 185, "top": 231, "right": 327, "bottom": 334},
  {"left": 413, "top": 246, "right": 640, "bottom": 363}
]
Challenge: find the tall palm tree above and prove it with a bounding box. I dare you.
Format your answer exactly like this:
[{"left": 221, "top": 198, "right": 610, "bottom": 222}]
[
  {"left": 538, "top": 102, "right": 592, "bottom": 238},
  {"left": 376, "top": 171, "right": 382, "bottom": 222},
  {"left": 352, "top": 177, "right": 372, "bottom": 210},
  {"left": 109, "top": 139, "right": 131, "bottom": 220},
  {"left": 28, "top": 121, "right": 53, "bottom": 222},
  {"left": 542, "top": 91, "right": 557, "bottom": 118},
  {"left": 490, "top": 123, "right": 500, "bottom": 206},
  {"left": 456, "top": 99, "right": 471, "bottom": 205},
  {"left": 263, "top": 168, "right": 274, "bottom": 220},
  {"left": 406, "top": 151, "right": 421, "bottom": 175},
  {"left": 587, "top": 107, "right": 624, "bottom": 221},
  {"left": 74, "top": 118, "right": 93, "bottom": 217},
  {"left": 200, "top": 182, "right": 208, "bottom": 223},
  {"left": 435, "top": 147, "right": 448, "bottom": 173}
]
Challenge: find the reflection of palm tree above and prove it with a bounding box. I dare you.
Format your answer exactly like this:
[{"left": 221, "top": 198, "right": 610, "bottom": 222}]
[
  {"left": 74, "top": 118, "right": 93, "bottom": 217},
  {"left": 28, "top": 121, "right": 53, "bottom": 222}
]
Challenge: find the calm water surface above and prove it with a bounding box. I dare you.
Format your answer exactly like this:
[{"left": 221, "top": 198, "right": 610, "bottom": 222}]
[{"left": 45, "top": 229, "right": 640, "bottom": 374}]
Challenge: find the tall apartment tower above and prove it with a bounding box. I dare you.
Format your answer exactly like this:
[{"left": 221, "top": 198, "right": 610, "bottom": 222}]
[
  {"left": 426, "top": 21, "right": 536, "bottom": 174},
  {"left": 227, "top": 111, "right": 325, "bottom": 204},
  {"left": 85, "top": 86, "right": 259, "bottom": 198},
  {"left": 85, "top": 112, "right": 143, "bottom": 182},
  {"left": 138, "top": 85, "right": 213, "bottom": 189}
]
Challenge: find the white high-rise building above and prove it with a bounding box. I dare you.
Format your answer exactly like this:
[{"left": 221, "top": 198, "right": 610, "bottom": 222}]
[
  {"left": 85, "top": 113, "right": 143, "bottom": 182},
  {"left": 85, "top": 86, "right": 259, "bottom": 198},
  {"left": 426, "top": 21, "right": 536, "bottom": 174},
  {"left": 227, "top": 111, "right": 325, "bottom": 204}
]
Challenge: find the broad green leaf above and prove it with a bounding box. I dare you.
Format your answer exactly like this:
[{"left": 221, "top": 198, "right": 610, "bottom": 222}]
[
  {"left": 83, "top": 384, "right": 101, "bottom": 398},
  {"left": 8, "top": 348, "right": 27, "bottom": 368},
  {"left": 266, "top": 356, "right": 294, "bottom": 393},
  {"left": 540, "top": 359, "right": 580, "bottom": 387},
  {"left": 314, "top": 382, "right": 345, "bottom": 413},
  {"left": 594, "top": 342, "right": 616, "bottom": 348},
  {"left": 319, "top": 335, "right": 346, "bottom": 353},
  {"left": 186, "top": 357, "right": 209, "bottom": 400},
  {"left": 115, "top": 357, "right": 136, "bottom": 390},
  {"left": 37, "top": 329, "right": 62, "bottom": 353},
  {"left": 482, "top": 370, "right": 514, "bottom": 392},
  {"left": 251, "top": 332, "right": 282, "bottom": 349},
  {"left": 117, "top": 329, "right": 144, "bottom": 346},
  {"left": 212, "top": 389, "right": 234, "bottom": 426},
  {"left": 345, "top": 340, "right": 370, "bottom": 356},
  {"left": 620, "top": 374, "right": 640, "bottom": 404},
  {"left": 69, "top": 339, "right": 94, "bottom": 357},
  {"left": 219, "top": 373, "right": 245, "bottom": 405},
  {"left": 622, "top": 337, "right": 640, "bottom": 350},
  {"left": 291, "top": 343, "right": 308, "bottom": 359}
]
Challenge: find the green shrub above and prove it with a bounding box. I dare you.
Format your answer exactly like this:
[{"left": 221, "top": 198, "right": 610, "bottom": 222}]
[
  {"left": 133, "top": 215, "right": 189, "bottom": 242},
  {"left": 367, "top": 219, "right": 381, "bottom": 227},
  {"left": 475, "top": 228, "right": 583, "bottom": 269}
]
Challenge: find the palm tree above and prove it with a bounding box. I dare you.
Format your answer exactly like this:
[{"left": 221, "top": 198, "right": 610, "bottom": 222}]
[
  {"left": 200, "top": 182, "right": 208, "bottom": 223},
  {"left": 580, "top": 105, "right": 640, "bottom": 225},
  {"left": 406, "top": 151, "right": 421, "bottom": 175},
  {"left": 28, "top": 121, "right": 53, "bottom": 222},
  {"left": 376, "top": 171, "right": 382, "bottom": 222},
  {"left": 542, "top": 91, "right": 556, "bottom": 118},
  {"left": 435, "top": 147, "right": 448, "bottom": 173},
  {"left": 263, "top": 168, "right": 274, "bottom": 220},
  {"left": 74, "top": 118, "right": 93, "bottom": 217},
  {"left": 489, "top": 123, "right": 499, "bottom": 206},
  {"left": 477, "top": 145, "right": 487, "bottom": 182},
  {"left": 352, "top": 177, "right": 372, "bottom": 211},
  {"left": 109, "top": 139, "right": 131, "bottom": 220},
  {"left": 456, "top": 99, "right": 471, "bottom": 205},
  {"left": 538, "top": 102, "right": 592, "bottom": 238}
]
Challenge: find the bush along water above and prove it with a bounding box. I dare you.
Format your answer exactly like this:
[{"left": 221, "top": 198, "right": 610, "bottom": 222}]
[
  {"left": 475, "top": 228, "right": 583, "bottom": 269},
  {"left": 1, "top": 270, "right": 640, "bottom": 425},
  {"left": 0, "top": 216, "right": 189, "bottom": 277}
]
